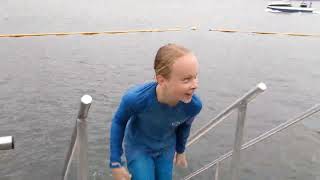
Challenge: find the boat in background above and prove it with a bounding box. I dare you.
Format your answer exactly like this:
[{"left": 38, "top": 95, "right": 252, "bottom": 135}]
[
  {"left": 267, "top": 0, "right": 314, "bottom": 13},
  {"left": 267, "top": 6, "right": 313, "bottom": 12}
]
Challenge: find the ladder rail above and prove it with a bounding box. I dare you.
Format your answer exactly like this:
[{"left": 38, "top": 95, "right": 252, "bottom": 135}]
[
  {"left": 183, "top": 104, "right": 320, "bottom": 180},
  {"left": 62, "top": 95, "right": 92, "bottom": 180}
]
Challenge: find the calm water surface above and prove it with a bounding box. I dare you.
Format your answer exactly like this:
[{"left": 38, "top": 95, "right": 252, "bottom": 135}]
[{"left": 1, "top": 0, "right": 320, "bottom": 179}]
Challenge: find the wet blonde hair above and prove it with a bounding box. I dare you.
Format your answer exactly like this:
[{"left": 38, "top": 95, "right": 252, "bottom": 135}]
[{"left": 154, "top": 43, "right": 191, "bottom": 79}]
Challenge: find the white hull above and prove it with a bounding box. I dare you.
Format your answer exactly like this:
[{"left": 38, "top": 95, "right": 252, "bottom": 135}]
[{"left": 267, "top": 6, "right": 314, "bottom": 12}]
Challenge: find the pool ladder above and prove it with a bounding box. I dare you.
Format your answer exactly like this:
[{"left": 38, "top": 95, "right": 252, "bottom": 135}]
[{"left": 61, "top": 82, "right": 320, "bottom": 180}]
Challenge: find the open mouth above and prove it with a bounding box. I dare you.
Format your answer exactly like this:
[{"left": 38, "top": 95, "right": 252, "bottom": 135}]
[{"left": 184, "top": 92, "right": 193, "bottom": 97}]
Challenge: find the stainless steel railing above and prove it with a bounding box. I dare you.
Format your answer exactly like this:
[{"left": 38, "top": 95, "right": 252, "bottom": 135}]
[
  {"left": 60, "top": 83, "right": 265, "bottom": 180},
  {"left": 185, "top": 82, "right": 267, "bottom": 180},
  {"left": 187, "top": 82, "right": 267, "bottom": 147},
  {"left": 0, "top": 136, "right": 14, "bottom": 150},
  {"left": 62, "top": 95, "right": 93, "bottom": 180},
  {"left": 184, "top": 102, "right": 320, "bottom": 179},
  {"left": 59, "top": 83, "right": 319, "bottom": 180}
]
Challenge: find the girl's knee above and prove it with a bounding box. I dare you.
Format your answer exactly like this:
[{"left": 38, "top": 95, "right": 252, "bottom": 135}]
[{"left": 128, "top": 155, "right": 155, "bottom": 180}]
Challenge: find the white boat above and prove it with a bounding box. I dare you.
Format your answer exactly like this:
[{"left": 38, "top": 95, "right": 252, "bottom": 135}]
[
  {"left": 267, "top": 5, "right": 314, "bottom": 12},
  {"left": 267, "top": 0, "right": 314, "bottom": 13}
]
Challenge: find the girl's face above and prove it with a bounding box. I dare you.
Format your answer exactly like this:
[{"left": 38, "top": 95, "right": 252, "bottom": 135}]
[{"left": 162, "top": 53, "right": 199, "bottom": 104}]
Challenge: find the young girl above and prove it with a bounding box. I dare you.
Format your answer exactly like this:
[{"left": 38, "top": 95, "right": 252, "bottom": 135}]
[{"left": 109, "top": 43, "right": 202, "bottom": 180}]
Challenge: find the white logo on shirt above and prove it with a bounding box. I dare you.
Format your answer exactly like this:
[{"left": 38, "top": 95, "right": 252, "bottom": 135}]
[
  {"left": 171, "top": 117, "right": 190, "bottom": 127},
  {"left": 171, "top": 121, "right": 182, "bottom": 127}
]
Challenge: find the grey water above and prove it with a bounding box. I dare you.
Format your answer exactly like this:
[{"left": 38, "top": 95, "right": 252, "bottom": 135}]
[{"left": 0, "top": 0, "right": 320, "bottom": 179}]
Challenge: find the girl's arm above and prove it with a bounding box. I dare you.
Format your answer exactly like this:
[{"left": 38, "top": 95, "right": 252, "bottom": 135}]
[
  {"left": 175, "top": 117, "right": 195, "bottom": 154},
  {"left": 109, "top": 93, "right": 135, "bottom": 168},
  {"left": 176, "top": 96, "right": 202, "bottom": 153}
]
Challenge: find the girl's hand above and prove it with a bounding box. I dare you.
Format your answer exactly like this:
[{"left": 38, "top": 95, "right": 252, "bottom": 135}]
[
  {"left": 174, "top": 152, "right": 188, "bottom": 168},
  {"left": 111, "top": 167, "right": 131, "bottom": 180}
]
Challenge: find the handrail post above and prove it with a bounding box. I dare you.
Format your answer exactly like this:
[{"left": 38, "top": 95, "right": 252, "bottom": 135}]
[
  {"left": 230, "top": 102, "right": 247, "bottom": 180},
  {"left": 77, "top": 95, "right": 92, "bottom": 180},
  {"left": 62, "top": 123, "right": 78, "bottom": 180},
  {"left": 0, "top": 136, "right": 14, "bottom": 150},
  {"left": 214, "top": 161, "right": 220, "bottom": 180},
  {"left": 62, "top": 95, "right": 92, "bottom": 180}
]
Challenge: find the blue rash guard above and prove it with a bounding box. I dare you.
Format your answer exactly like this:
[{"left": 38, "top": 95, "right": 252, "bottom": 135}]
[{"left": 109, "top": 81, "right": 202, "bottom": 168}]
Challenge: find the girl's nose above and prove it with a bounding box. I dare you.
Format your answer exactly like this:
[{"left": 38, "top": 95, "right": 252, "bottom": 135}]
[{"left": 191, "top": 78, "right": 198, "bottom": 89}]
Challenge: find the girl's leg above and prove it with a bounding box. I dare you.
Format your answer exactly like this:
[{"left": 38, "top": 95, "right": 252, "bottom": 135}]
[
  {"left": 154, "top": 148, "right": 175, "bottom": 180},
  {"left": 127, "top": 153, "right": 155, "bottom": 180}
]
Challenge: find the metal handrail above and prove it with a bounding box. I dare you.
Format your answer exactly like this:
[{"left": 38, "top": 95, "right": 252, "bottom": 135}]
[
  {"left": 187, "top": 83, "right": 267, "bottom": 147},
  {"left": 183, "top": 104, "right": 320, "bottom": 180},
  {"left": 214, "top": 161, "right": 221, "bottom": 180},
  {"left": 185, "top": 82, "right": 267, "bottom": 180},
  {"left": 0, "top": 136, "right": 14, "bottom": 150},
  {"left": 62, "top": 95, "right": 92, "bottom": 180}
]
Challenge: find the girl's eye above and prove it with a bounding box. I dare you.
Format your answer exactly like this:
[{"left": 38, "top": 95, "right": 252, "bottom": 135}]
[{"left": 183, "top": 78, "right": 190, "bottom": 83}]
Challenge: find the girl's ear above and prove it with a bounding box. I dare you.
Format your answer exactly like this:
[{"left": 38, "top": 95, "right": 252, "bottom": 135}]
[{"left": 156, "top": 74, "right": 166, "bottom": 86}]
